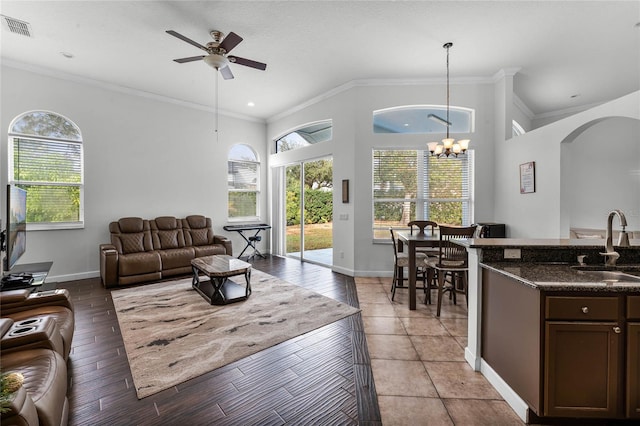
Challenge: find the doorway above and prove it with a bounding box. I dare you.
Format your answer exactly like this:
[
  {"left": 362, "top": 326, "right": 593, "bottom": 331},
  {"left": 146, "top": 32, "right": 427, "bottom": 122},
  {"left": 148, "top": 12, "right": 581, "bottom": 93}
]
[{"left": 285, "top": 157, "right": 333, "bottom": 266}]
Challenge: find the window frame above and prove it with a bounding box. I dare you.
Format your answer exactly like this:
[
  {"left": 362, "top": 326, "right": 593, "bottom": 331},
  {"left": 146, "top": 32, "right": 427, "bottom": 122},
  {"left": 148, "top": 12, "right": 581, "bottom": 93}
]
[
  {"left": 227, "top": 144, "right": 260, "bottom": 222},
  {"left": 274, "top": 119, "right": 333, "bottom": 153},
  {"left": 8, "top": 111, "right": 84, "bottom": 231},
  {"left": 372, "top": 148, "right": 473, "bottom": 240}
]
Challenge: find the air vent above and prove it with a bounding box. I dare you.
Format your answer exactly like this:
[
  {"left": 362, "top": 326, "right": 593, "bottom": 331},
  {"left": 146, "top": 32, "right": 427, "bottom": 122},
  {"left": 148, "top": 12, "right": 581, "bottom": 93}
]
[{"left": 1, "top": 15, "right": 33, "bottom": 37}]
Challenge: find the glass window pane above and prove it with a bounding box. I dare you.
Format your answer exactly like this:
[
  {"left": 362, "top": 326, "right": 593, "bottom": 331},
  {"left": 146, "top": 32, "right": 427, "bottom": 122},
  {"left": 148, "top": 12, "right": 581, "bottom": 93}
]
[
  {"left": 228, "top": 192, "right": 257, "bottom": 218},
  {"left": 11, "top": 111, "right": 81, "bottom": 140},
  {"left": 19, "top": 184, "right": 80, "bottom": 223},
  {"left": 276, "top": 120, "right": 332, "bottom": 152},
  {"left": 373, "top": 105, "right": 473, "bottom": 134},
  {"left": 229, "top": 144, "right": 257, "bottom": 161},
  {"left": 372, "top": 148, "right": 472, "bottom": 239},
  {"left": 13, "top": 138, "right": 82, "bottom": 183},
  {"left": 228, "top": 161, "right": 258, "bottom": 190}
]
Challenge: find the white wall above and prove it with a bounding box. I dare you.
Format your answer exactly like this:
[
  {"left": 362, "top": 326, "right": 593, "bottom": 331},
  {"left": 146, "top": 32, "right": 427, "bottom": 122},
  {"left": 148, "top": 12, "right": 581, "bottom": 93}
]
[
  {"left": 1, "top": 65, "right": 267, "bottom": 281},
  {"left": 562, "top": 117, "right": 640, "bottom": 231},
  {"left": 268, "top": 80, "right": 496, "bottom": 277},
  {"left": 494, "top": 91, "right": 640, "bottom": 238}
]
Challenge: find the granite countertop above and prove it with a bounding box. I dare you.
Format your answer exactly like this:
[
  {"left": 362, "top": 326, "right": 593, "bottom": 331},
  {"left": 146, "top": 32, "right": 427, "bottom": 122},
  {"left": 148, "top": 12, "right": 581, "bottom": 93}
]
[
  {"left": 461, "top": 238, "right": 640, "bottom": 249},
  {"left": 481, "top": 262, "right": 640, "bottom": 292}
]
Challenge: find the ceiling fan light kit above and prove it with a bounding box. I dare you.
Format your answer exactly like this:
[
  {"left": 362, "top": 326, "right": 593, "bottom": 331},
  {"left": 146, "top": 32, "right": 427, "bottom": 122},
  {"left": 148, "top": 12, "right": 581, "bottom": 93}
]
[
  {"left": 203, "top": 54, "right": 229, "bottom": 70},
  {"left": 427, "top": 42, "right": 471, "bottom": 158}
]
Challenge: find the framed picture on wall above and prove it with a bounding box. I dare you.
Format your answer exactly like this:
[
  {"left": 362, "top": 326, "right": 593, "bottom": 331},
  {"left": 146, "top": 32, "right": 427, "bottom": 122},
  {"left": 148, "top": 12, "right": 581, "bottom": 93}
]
[{"left": 520, "top": 161, "right": 536, "bottom": 194}]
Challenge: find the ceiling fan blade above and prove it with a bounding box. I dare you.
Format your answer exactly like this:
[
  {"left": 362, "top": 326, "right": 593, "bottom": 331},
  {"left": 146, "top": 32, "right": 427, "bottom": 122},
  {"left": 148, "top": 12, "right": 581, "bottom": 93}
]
[
  {"left": 228, "top": 55, "right": 267, "bottom": 71},
  {"left": 166, "top": 30, "right": 209, "bottom": 52},
  {"left": 173, "top": 55, "right": 205, "bottom": 63},
  {"left": 220, "top": 65, "right": 234, "bottom": 80},
  {"left": 219, "top": 32, "right": 243, "bottom": 53}
]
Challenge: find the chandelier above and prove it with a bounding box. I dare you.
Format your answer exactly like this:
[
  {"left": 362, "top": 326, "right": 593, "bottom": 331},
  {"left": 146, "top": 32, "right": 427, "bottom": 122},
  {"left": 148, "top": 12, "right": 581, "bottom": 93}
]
[{"left": 427, "top": 42, "right": 470, "bottom": 158}]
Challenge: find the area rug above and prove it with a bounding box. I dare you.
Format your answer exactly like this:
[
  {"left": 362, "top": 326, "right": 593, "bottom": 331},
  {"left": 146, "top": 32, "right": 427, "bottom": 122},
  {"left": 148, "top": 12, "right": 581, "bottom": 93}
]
[{"left": 111, "top": 269, "right": 360, "bottom": 399}]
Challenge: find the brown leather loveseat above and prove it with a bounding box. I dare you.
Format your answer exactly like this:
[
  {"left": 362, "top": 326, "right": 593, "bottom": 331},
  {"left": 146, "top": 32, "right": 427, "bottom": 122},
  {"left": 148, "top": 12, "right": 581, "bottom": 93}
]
[{"left": 99, "top": 215, "right": 232, "bottom": 288}]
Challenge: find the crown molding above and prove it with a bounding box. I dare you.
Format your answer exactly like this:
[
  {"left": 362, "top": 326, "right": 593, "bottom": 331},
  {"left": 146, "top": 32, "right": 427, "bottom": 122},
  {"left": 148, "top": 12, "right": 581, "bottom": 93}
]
[
  {"left": 533, "top": 100, "right": 605, "bottom": 121},
  {"left": 513, "top": 94, "right": 535, "bottom": 120},
  {"left": 267, "top": 76, "right": 494, "bottom": 123},
  {"left": 2, "top": 59, "right": 264, "bottom": 123},
  {"left": 492, "top": 67, "right": 521, "bottom": 83}
]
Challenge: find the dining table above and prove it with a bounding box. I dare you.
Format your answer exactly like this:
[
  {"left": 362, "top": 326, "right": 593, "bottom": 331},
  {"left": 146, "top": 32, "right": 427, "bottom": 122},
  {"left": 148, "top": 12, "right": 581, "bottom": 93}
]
[{"left": 396, "top": 230, "right": 442, "bottom": 310}]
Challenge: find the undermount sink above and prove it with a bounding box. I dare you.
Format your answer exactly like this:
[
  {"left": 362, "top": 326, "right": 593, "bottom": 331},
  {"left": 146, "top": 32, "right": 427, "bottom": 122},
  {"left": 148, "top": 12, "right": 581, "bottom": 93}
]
[{"left": 573, "top": 269, "right": 640, "bottom": 283}]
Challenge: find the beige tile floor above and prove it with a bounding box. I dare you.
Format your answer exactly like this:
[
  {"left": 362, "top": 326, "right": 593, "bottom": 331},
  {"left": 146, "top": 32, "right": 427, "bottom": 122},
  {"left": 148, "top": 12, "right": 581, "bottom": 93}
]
[{"left": 355, "top": 277, "right": 525, "bottom": 425}]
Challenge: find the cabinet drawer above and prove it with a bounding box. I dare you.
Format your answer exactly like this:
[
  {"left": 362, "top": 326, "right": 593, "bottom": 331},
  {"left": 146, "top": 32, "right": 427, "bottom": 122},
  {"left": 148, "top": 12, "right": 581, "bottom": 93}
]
[
  {"left": 629, "top": 297, "right": 640, "bottom": 320},
  {"left": 546, "top": 296, "right": 618, "bottom": 321}
]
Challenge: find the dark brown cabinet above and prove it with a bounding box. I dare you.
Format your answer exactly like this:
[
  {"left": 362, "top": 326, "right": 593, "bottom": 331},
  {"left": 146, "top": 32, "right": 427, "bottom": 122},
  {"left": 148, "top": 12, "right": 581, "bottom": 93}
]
[
  {"left": 627, "top": 296, "right": 640, "bottom": 418},
  {"left": 544, "top": 295, "right": 622, "bottom": 418},
  {"left": 544, "top": 322, "right": 621, "bottom": 417}
]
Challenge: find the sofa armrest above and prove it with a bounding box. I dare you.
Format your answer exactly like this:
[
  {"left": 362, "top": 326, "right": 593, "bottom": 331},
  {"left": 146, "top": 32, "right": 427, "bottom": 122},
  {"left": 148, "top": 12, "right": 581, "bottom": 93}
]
[
  {"left": 213, "top": 235, "right": 233, "bottom": 256},
  {"left": 1, "top": 289, "right": 73, "bottom": 315},
  {"left": 0, "top": 289, "right": 31, "bottom": 305},
  {"left": 1, "top": 316, "right": 65, "bottom": 357},
  {"left": 100, "top": 243, "right": 119, "bottom": 288}
]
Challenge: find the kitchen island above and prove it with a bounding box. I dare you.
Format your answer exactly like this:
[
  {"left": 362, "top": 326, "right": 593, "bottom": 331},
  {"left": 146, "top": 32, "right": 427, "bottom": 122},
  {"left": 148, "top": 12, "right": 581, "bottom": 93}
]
[{"left": 461, "top": 239, "right": 640, "bottom": 423}]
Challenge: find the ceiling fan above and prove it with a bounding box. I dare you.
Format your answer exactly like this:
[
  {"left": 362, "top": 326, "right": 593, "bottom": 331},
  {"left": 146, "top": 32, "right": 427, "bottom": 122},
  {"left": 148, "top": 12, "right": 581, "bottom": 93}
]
[{"left": 166, "top": 29, "right": 267, "bottom": 80}]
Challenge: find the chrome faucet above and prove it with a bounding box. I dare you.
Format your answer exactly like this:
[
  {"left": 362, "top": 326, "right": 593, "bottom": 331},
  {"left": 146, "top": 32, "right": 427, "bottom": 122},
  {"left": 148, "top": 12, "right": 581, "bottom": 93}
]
[{"left": 600, "top": 209, "right": 631, "bottom": 266}]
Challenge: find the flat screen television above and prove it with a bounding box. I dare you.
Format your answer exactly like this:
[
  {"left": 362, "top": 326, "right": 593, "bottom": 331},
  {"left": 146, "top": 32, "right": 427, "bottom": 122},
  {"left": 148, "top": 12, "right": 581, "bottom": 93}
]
[{"left": 5, "top": 184, "right": 27, "bottom": 272}]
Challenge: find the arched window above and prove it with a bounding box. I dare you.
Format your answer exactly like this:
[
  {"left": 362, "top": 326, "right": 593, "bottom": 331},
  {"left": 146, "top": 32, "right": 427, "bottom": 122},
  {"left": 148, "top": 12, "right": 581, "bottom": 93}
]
[
  {"left": 512, "top": 120, "right": 526, "bottom": 137},
  {"left": 373, "top": 105, "right": 474, "bottom": 134},
  {"left": 228, "top": 144, "right": 260, "bottom": 220},
  {"left": 275, "top": 120, "right": 332, "bottom": 153},
  {"left": 8, "top": 111, "right": 84, "bottom": 229}
]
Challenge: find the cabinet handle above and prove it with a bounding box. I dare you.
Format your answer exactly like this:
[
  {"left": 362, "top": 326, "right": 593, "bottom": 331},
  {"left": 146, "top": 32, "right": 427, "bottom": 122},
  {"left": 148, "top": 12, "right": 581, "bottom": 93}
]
[
  {"left": 613, "top": 326, "right": 621, "bottom": 334},
  {"left": 581, "top": 306, "right": 589, "bottom": 314}
]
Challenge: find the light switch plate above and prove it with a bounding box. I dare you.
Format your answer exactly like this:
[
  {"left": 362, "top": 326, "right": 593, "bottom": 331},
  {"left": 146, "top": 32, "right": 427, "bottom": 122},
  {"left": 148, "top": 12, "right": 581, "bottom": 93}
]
[{"left": 504, "top": 248, "right": 521, "bottom": 259}]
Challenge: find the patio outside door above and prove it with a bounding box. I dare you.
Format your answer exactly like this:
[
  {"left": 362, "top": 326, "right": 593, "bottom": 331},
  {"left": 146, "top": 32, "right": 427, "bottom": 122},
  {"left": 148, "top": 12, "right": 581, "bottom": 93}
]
[{"left": 285, "top": 157, "right": 333, "bottom": 266}]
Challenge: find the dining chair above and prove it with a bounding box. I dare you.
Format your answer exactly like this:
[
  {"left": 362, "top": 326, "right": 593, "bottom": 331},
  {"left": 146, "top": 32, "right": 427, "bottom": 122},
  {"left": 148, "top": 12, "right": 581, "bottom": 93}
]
[
  {"left": 389, "top": 228, "right": 429, "bottom": 301},
  {"left": 424, "top": 225, "right": 477, "bottom": 316}
]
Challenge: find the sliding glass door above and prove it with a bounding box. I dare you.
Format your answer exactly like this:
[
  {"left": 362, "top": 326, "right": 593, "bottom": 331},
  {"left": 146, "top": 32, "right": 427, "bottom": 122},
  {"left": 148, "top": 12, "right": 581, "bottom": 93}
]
[{"left": 285, "top": 157, "right": 333, "bottom": 266}]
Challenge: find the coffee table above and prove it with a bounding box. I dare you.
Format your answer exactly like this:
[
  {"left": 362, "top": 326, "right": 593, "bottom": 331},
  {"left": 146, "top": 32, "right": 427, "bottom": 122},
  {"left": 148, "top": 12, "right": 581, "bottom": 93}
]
[{"left": 190, "top": 255, "right": 252, "bottom": 305}]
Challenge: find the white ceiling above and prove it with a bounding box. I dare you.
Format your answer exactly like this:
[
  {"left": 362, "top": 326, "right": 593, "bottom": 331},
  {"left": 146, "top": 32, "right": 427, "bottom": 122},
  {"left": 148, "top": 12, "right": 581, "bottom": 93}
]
[{"left": 1, "top": 1, "right": 639, "bottom": 122}]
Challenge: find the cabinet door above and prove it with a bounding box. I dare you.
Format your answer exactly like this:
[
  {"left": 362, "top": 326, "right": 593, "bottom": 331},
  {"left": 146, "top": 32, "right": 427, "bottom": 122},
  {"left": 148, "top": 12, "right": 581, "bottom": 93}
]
[
  {"left": 628, "top": 323, "right": 640, "bottom": 418},
  {"left": 544, "top": 321, "right": 621, "bottom": 418}
]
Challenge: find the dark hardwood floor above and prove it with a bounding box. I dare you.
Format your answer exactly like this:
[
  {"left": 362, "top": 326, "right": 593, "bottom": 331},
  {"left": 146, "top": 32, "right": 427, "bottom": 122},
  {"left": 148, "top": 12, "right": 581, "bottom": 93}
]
[{"left": 60, "top": 255, "right": 381, "bottom": 425}]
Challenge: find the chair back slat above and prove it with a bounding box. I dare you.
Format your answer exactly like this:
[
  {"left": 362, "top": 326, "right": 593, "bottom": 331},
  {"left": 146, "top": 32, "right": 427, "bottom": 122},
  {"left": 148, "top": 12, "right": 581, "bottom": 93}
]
[
  {"left": 407, "top": 220, "right": 438, "bottom": 236},
  {"left": 437, "top": 225, "right": 477, "bottom": 268}
]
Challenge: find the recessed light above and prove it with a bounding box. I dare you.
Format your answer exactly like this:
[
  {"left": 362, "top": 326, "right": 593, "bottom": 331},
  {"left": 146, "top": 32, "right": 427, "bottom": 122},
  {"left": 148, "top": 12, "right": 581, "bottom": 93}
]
[
  {"left": 247, "top": 101, "right": 255, "bottom": 107},
  {"left": 404, "top": 123, "right": 410, "bottom": 127},
  {"left": 570, "top": 94, "right": 580, "bottom": 99},
  {"left": 635, "top": 22, "right": 640, "bottom": 28},
  {"left": 60, "top": 52, "right": 74, "bottom": 59}
]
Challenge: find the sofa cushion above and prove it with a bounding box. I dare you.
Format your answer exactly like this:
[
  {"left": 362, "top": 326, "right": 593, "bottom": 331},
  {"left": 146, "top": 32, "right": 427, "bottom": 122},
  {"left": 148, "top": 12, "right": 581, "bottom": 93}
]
[
  {"left": 118, "top": 217, "right": 144, "bottom": 233},
  {"left": 120, "top": 233, "right": 147, "bottom": 254},
  {"left": 151, "top": 216, "right": 186, "bottom": 250},
  {"left": 158, "top": 247, "right": 195, "bottom": 271},
  {"left": 110, "top": 217, "right": 153, "bottom": 254},
  {"left": 119, "top": 252, "right": 161, "bottom": 276},
  {"left": 183, "top": 215, "right": 213, "bottom": 246}
]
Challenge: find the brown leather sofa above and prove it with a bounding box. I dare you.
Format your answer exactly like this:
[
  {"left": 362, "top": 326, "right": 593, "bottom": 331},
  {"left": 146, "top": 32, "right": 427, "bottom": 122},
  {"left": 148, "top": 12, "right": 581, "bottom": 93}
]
[
  {"left": 99, "top": 215, "right": 232, "bottom": 288},
  {"left": 0, "top": 289, "right": 74, "bottom": 426}
]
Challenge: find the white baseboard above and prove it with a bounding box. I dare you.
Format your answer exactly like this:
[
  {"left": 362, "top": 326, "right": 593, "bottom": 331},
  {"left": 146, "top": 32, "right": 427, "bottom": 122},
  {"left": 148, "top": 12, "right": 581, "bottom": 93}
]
[
  {"left": 49, "top": 270, "right": 100, "bottom": 283},
  {"left": 480, "top": 359, "right": 530, "bottom": 423}
]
